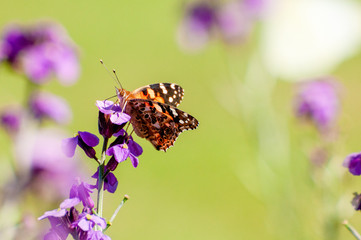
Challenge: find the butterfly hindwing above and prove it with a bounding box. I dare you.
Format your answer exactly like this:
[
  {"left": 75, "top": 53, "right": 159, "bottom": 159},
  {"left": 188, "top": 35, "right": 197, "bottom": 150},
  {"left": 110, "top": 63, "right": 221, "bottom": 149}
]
[
  {"left": 125, "top": 99, "right": 198, "bottom": 151},
  {"left": 129, "top": 83, "right": 184, "bottom": 107}
]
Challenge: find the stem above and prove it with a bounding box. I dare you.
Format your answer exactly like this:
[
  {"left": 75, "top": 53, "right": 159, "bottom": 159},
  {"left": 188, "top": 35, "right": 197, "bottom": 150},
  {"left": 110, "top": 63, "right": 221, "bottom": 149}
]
[
  {"left": 343, "top": 220, "right": 361, "bottom": 240},
  {"left": 97, "top": 137, "right": 109, "bottom": 218},
  {"left": 105, "top": 195, "right": 129, "bottom": 231}
]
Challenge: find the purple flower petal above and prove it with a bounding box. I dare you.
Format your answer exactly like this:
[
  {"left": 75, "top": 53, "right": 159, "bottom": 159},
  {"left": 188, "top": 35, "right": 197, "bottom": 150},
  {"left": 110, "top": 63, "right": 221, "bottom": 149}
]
[
  {"left": 87, "top": 230, "right": 111, "bottom": 240},
  {"left": 29, "top": 91, "right": 71, "bottom": 124},
  {"left": 77, "top": 217, "right": 91, "bottom": 231},
  {"left": 21, "top": 44, "right": 53, "bottom": 84},
  {"left": 59, "top": 198, "right": 80, "bottom": 209},
  {"left": 52, "top": 45, "right": 80, "bottom": 85},
  {"left": 110, "top": 145, "right": 130, "bottom": 163},
  {"left": 110, "top": 112, "right": 131, "bottom": 125},
  {"left": 38, "top": 208, "right": 66, "bottom": 220},
  {"left": 113, "top": 129, "right": 127, "bottom": 137},
  {"left": 128, "top": 139, "right": 143, "bottom": 157},
  {"left": 44, "top": 230, "right": 63, "bottom": 240},
  {"left": 344, "top": 153, "right": 361, "bottom": 176},
  {"left": 129, "top": 154, "right": 139, "bottom": 168},
  {"left": 0, "top": 26, "right": 35, "bottom": 64},
  {"left": 78, "top": 131, "right": 99, "bottom": 147},
  {"left": 90, "top": 215, "right": 107, "bottom": 229},
  {"left": 69, "top": 179, "right": 94, "bottom": 209},
  {"left": 96, "top": 100, "right": 115, "bottom": 114},
  {"left": 74, "top": 213, "right": 107, "bottom": 232},
  {"left": 104, "top": 172, "right": 118, "bottom": 193},
  {"left": 61, "top": 136, "right": 78, "bottom": 157}
]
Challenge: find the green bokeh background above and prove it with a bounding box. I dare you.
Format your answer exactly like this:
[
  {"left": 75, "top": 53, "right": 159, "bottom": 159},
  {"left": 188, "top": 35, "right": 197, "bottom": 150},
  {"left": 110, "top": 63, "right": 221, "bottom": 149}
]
[{"left": 1, "top": 0, "right": 361, "bottom": 239}]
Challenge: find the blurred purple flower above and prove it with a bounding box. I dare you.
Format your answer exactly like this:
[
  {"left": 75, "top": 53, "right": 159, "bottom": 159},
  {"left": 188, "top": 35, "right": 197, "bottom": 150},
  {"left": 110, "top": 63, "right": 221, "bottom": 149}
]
[
  {"left": 352, "top": 192, "right": 361, "bottom": 211},
  {"left": 62, "top": 131, "right": 99, "bottom": 159},
  {"left": 29, "top": 91, "right": 71, "bottom": 124},
  {"left": 15, "top": 127, "right": 85, "bottom": 199},
  {"left": 244, "top": 0, "right": 266, "bottom": 18},
  {"left": 92, "top": 168, "right": 118, "bottom": 193},
  {"left": 0, "top": 22, "right": 80, "bottom": 85},
  {"left": 177, "top": 0, "right": 263, "bottom": 51},
  {"left": 0, "top": 106, "right": 22, "bottom": 136},
  {"left": 294, "top": 78, "right": 339, "bottom": 131},
  {"left": 343, "top": 152, "right": 361, "bottom": 176},
  {"left": 177, "top": 2, "right": 216, "bottom": 51},
  {"left": 217, "top": 1, "right": 253, "bottom": 43}
]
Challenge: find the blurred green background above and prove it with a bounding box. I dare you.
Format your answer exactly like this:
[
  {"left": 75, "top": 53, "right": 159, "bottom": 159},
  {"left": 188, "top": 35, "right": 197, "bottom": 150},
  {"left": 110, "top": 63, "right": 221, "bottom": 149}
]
[{"left": 2, "top": 0, "right": 361, "bottom": 239}]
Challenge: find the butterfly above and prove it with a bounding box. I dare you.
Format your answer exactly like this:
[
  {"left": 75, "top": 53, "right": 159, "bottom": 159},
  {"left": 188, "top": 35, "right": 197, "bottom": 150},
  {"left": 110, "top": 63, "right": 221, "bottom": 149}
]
[{"left": 117, "top": 83, "right": 199, "bottom": 152}]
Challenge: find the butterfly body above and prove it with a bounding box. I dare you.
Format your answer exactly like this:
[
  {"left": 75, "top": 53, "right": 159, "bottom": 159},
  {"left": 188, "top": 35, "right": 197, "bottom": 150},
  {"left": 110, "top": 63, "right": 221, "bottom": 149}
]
[{"left": 118, "top": 83, "right": 198, "bottom": 151}]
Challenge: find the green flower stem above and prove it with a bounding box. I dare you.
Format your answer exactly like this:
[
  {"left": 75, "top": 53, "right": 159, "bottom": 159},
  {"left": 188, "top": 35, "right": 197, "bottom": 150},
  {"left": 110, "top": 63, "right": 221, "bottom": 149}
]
[
  {"left": 344, "top": 220, "right": 361, "bottom": 240},
  {"left": 105, "top": 195, "right": 129, "bottom": 231},
  {"left": 97, "top": 137, "right": 109, "bottom": 218}
]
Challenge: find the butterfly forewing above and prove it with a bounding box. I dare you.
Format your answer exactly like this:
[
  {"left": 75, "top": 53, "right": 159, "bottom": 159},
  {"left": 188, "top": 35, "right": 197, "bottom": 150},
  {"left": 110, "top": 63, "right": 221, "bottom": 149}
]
[
  {"left": 125, "top": 99, "right": 198, "bottom": 151},
  {"left": 129, "top": 83, "right": 184, "bottom": 107}
]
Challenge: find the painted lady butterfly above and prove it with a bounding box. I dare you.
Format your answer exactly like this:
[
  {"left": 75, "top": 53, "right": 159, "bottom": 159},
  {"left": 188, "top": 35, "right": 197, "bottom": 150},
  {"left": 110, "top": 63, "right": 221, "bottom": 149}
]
[{"left": 118, "top": 83, "right": 199, "bottom": 151}]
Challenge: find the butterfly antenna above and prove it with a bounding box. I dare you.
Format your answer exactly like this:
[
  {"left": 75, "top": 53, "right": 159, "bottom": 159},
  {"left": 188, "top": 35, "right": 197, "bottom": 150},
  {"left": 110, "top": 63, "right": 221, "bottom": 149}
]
[
  {"left": 100, "top": 59, "right": 122, "bottom": 89},
  {"left": 112, "top": 69, "right": 123, "bottom": 90},
  {"left": 104, "top": 94, "right": 118, "bottom": 101}
]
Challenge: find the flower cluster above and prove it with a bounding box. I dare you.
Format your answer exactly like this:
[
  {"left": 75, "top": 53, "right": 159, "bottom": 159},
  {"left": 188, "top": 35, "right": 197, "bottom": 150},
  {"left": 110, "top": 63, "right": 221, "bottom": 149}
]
[
  {"left": 0, "top": 22, "right": 82, "bottom": 198},
  {"left": 40, "top": 99, "right": 142, "bottom": 239},
  {"left": 177, "top": 0, "right": 264, "bottom": 51},
  {"left": 39, "top": 179, "right": 110, "bottom": 240},
  {"left": 0, "top": 21, "right": 79, "bottom": 85}
]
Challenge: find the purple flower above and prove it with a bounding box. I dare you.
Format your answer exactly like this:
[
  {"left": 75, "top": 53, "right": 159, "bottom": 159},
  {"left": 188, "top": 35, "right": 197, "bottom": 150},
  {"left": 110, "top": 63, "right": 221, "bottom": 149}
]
[
  {"left": 217, "top": 1, "right": 253, "bottom": 43},
  {"left": 69, "top": 178, "right": 95, "bottom": 209},
  {"left": 96, "top": 100, "right": 130, "bottom": 124},
  {"left": 0, "top": 25, "right": 36, "bottom": 64},
  {"left": 96, "top": 100, "right": 130, "bottom": 138},
  {"left": 352, "top": 192, "right": 361, "bottom": 211},
  {"left": 39, "top": 179, "right": 104, "bottom": 239},
  {"left": 38, "top": 197, "right": 81, "bottom": 240},
  {"left": 0, "top": 106, "right": 22, "bottom": 136},
  {"left": 0, "top": 22, "right": 80, "bottom": 85},
  {"left": 92, "top": 168, "right": 118, "bottom": 193},
  {"left": 29, "top": 91, "right": 71, "bottom": 124},
  {"left": 177, "top": 0, "right": 262, "bottom": 51},
  {"left": 106, "top": 135, "right": 143, "bottom": 168},
  {"left": 177, "top": 2, "right": 216, "bottom": 51},
  {"left": 343, "top": 152, "right": 361, "bottom": 176},
  {"left": 294, "top": 78, "right": 339, "bottom": 131},
  {"left": 72, "top": 213, "right": 107, "bottom": 231},
  {"left": 62, "top": 131, "right": 99, "bottom": 159}
]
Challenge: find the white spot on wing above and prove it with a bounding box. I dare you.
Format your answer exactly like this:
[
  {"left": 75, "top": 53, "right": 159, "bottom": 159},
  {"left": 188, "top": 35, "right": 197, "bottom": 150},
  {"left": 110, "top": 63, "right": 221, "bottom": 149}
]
[
  {"left": 169, "top": 97, "right": 173, "bottom": 102},
  {"left": 170, "top": 83, "right": 175, "bottom": 89},
  {"left": 159, "top": 83, "right": 167, "bottom": 94}
]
